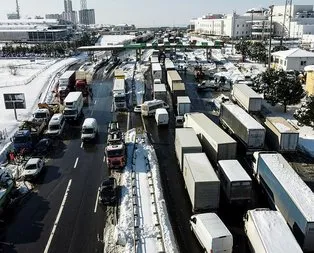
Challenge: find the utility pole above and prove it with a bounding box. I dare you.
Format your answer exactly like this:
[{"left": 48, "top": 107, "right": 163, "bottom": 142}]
[{"left": 268, "top": 5, "right": 274, "bottom": 70}]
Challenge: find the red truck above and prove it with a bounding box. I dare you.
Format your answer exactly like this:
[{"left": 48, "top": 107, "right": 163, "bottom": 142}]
[
  {"left": 105, "top": 122, "right": 126, "bottom": 169},
  {"left": 75, "top": 71, "right": 90, "bottom": 104}
]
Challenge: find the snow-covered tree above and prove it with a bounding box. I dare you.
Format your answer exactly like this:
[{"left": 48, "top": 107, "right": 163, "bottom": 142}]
[
  {"left": 253, "top": 69, "right": 305, "bottom": 112},
  {"left": 294, "top": 96, "right": 314, "bottom": 127}
]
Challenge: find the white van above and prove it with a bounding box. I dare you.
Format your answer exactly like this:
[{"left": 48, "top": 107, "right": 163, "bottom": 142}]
[
  {"left": 155, "top": 108, "right": 169, "bottom": 126},
  {"left": 190, "top": 213, "right": 233, "bottom": 253},
  {"left": 46, "top": 113, "right": 66, "bottom": 137},
  {"left": 81, "top": 118, "right": 98, "bottom": 142},
  {"left": 141, "top": 99, "right": 169, "bottom": 116}
]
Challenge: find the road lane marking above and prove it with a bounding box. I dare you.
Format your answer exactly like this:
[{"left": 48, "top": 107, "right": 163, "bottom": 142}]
[
  {"left": 74, "top": 157, "right": 79, "bottom": 168},
  {"left": 127, "top": 112, "right": 130, "bottom": 131},
  {"left": 44, "top": 179, "right": 72, "bottom": 253},
  {"left": 80, "top": 142, "right": 83, "bottom": 148},
  {"left": 90, "top": 110, "right": 94, "bottom": 116},
  {"left": 94, "top": 100, "right": 97, "bottom": 105},
  {"left": 141, "top": 114, "right": 147, "bottom": 132},
  {"left": 94, "top": 187, "right": 100, "bottom": 213}
]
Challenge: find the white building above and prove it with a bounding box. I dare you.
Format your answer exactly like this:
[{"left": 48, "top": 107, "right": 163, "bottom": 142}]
[
  {"left": 272, "top": 5, "right": 314, "bottom": 38},
  {"left": 302, "top": 34, "right": 314, "bottom": 51},
  {"left": 272, "top": 48, "right": 314, "bottom": 71}
]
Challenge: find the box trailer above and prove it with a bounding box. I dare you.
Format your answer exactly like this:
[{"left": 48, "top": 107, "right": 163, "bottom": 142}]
[
  {"left": 253, "top": 152, "right": 314, "bottom": 252},
  {"left": 184, "top": 113, "right": 237, "bottom": 162},
  {"left": 232, "top": 83, "right": 263, "bottom": 112},
  {"left": 183, "top": 153, "right": 220, "bottom": 211},
  {"left": 151, "top": 62, "right": 162, "bottom": 80},
  {"left": 151, "top": 56, "right": 159, "bottom": 63},
  {"left": 164, "top": 59, "right": 176, "bottom": 71},
  {"left": 167, "top": 70, "right": 182, "bottom": 90},
  {"left": 217, "top": 160, "right": 252, "bottom": 203},
  {"left": 153, "top": 83, "right": 167, "bottom": 102},
  {"left": 220, "top": 103, "right": 265, "bottom": 150},
  {"left": 172, "top": 82, "right": 185, "bottom": 104},
  {"left": 265, "top": 117, "right": 299, "bottom": 152},
  {"left": 190, "top": 213, "right": 233, "bottom": 253},
  {"left": 244, "top": 209, "right": 303, "bottom": 253},
  {"left": 177, "top": 96, "right": 191, "bottom": 116},
  {"left": 175, "top": 128, "right": 202, "bottom": 171}
]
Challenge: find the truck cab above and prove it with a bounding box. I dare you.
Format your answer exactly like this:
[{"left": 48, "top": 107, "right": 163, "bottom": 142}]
[
  {"left": 105, "top": 144, "right": 125, "bottom": 169},
  {"left": 12, "top": 130, "right": 33, "bottom": 152},
  {"left": 32, "top": 108, "right": 50, "bottom": 123}
]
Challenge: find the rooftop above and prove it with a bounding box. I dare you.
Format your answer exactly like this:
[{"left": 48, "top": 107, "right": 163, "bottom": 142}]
[{"left": 272, "top": 48, "right": 314, "bottom": 58}]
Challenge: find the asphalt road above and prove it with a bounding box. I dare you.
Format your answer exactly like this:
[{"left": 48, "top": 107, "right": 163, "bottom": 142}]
[{"left": 0, "top": 66, "right": 114, "bottom": 253}]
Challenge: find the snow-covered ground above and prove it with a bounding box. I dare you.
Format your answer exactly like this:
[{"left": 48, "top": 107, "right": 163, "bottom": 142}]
[{"left": 98, "top": 35, "right": 135, "bottom": 46}]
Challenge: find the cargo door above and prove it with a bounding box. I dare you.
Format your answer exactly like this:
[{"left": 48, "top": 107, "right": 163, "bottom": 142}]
[
  {"left": 248, "top": 129, "right": 265, "bottom": 149},
  {"left": 280, "top": 133, "right": 298, "bottom": 151},
  {"left": 212, "top": 235, "right": 233, "bottom": 253}
]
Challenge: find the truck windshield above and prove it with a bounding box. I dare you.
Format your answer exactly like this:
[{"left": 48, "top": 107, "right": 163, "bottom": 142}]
[
  {"left": 107, "top": 149, "right": 124, "bottom": 157},
  {"left": 82, "top": 128, "right": 94, "bottom": 134},
  {"left": 13, "top": 136, "right": 29, "bottom": 143},
  {"left": 114, "top": 97, "right": 125, "bottom": 103},
  {"left": 63, "top": 109, "right": 77, "bottom": 115},
  {"left": 25, "top": 164, "right": 37, "bottom": 170},
  {"left": 49, "top": 124, "right": 60, "bottom": 130},
  {"left": 34, "top": 112, "right": 47, "bottom": 118}
]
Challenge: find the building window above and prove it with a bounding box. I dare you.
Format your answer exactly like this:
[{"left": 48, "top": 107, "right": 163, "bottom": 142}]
[
  {"left": 280, "top": 59, "right": 283, "bottom": 65},
  {"left": 246, "top": 31, "right": 248, "bottom": 34},
  {"left": 284, "top": 60, "right": 287, "bottom": 66},
  {"left": 237, "top": 24, "right": 239, "bottom": 27},
  {"left": 242, "top": 31, "right": 244, "bottom": 34},
  {"left": 242, "top": 24, "right": 244, "bottom": 27},
  {"left": 237, "top": 31, "right": 239, "bottom": 34},
  {"left": 301, "top": 60, "right": 307, "bottom": 66}
]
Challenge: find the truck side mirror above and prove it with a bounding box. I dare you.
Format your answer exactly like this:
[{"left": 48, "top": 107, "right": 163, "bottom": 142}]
[{"left": 190, "top": 217, "right": 197, "bottom": 224}]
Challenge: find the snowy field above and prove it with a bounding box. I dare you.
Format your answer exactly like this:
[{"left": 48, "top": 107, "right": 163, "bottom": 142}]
[{"left": 0, "top": 59, "right": 57, "bottom": 87}]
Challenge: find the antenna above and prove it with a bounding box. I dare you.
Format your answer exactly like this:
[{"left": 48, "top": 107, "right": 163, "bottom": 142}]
[
  {"left": 80, "top": 0, "right": 87, "bottom": 10},
  {"left": 16, "top": 0, "right": 20, "bottom": 19}
]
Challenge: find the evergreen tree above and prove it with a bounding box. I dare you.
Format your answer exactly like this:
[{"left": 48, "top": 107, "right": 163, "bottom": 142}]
[
  {"left": 253, "top": 69, "right": 305, "bottom": 112},
  {"left": 294, "top": 96, "right": 314, "bottom": 127}
]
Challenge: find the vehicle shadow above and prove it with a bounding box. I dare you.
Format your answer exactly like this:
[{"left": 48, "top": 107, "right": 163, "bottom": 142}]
[
  {"left": 0, "top": 192, "right": 50, "bottom": 252},
  {"left": 36, "top": 165, "right": 61, "bottom": 184},
  {"left": 49, "top": 141, "right": 67, "bottom": 159}
]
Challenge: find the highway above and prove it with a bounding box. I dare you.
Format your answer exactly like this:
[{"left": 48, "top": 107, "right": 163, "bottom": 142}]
[{"left": 0, "top": 66, "right": 113, "bottom": 253}]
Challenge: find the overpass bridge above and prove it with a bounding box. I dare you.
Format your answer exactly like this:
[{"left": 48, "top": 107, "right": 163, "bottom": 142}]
[{"left": 78, "top": 41, "right": 223, "bottom": 61}]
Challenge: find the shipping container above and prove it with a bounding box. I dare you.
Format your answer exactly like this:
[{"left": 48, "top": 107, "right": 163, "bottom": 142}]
[
  {"left": 153, "top": 83, "right": 167, "bottom": 102},
  {"left": 167, "top": 70, "right": 182, "bottom": 90},
  {"left": 253, "top": 152, "right": 314, "bottom": 252},
  {"left": 220, "top": 103, "right": 265, "bottom": 150},
  {"left": 175, "top": 128, "right": 202, "bottom": 171},
  {"left": 183, "top": 153, "right": 220, "bottom": 211},
  {"left": 244, "top": 209, "right": 303, "bottom": 253},
  {"left": 265, "top": 117, "right": 299, "bottom": 152},
  {"left": 232, "top": 83, "right": 263, "bottom": 112},
  {"left": 151, "top": 63, "right": 162, "bottom": 80},
  {"left": 217, "top": 160, "right": 252, "bottom": 203},
  {"left": 184, "top": 113, "right": 237, "bottom": 162},
  {"left": 177, "top": 96, "right": 191, "bottom": 116},
  {"left": 172, "top": 82, "right": 185, "bottom": 104}
]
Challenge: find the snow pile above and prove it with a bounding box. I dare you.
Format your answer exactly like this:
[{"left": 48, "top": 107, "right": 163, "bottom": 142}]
[
  {"left": 16, "top": 180, "right": 33, "bottom": 194},
  {"left": 143, "top": 140, "right": 179, "bottom": 253}
]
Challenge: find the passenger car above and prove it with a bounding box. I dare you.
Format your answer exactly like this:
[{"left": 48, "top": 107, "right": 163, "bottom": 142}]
[
  {"left": 133, "top": 105, "right": 142, "bottom": 113},
  {"left": 33, "top": 138, "right": 53, "bottom": 156},
  {"left": 99, "top": 177, "right": 117, "bottom": 205},
  {"left": 22, "top": 158, "right": 45, "bottom": 180}
]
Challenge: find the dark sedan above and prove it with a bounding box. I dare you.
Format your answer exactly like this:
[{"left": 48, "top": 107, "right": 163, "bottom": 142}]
[
  {"left": 33, "top": 138, "right": 53, "bottom": 156},
  {"left": 99, "top": 177, "right": 117, "bottom": 205}
]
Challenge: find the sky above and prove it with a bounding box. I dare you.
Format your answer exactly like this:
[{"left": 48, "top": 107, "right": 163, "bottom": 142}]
[{"left": 0, "top": 0, "right": 314, "bottom": 27}]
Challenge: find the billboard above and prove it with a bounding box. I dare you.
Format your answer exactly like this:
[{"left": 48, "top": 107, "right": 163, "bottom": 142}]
[{"left": 3, "top": 93, "right": 26, "bottom": 109}]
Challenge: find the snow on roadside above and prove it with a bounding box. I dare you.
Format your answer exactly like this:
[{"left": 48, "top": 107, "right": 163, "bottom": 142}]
[{"left": 143, "top": 137, "right": 179, "bottom": 253}]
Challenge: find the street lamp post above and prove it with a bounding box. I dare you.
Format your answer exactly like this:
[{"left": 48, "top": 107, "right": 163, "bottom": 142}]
[{"left": 268, "top": 5, "right": 274, "bottom": 70}]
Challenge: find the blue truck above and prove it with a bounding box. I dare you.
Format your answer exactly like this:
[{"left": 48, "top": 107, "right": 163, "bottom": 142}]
[
  {"left": 12, "top": 120, "right": 46, "bottom": 152},
  {"left": 253, "top": 152, "right": 314, "bottom": 252}
]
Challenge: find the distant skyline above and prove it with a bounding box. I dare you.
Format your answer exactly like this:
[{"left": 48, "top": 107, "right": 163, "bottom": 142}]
[{"left": 1, "top": 0, "right": 314, "bottom": 27}]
